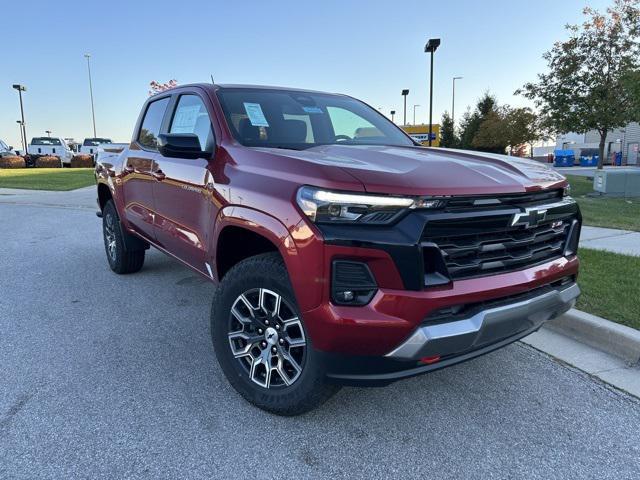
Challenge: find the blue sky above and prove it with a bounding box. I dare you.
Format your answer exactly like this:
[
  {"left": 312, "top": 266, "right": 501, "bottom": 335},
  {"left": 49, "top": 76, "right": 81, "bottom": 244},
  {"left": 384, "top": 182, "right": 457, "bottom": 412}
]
[{"left": 1, "top": 0, "right": 611, "bottom": 148}]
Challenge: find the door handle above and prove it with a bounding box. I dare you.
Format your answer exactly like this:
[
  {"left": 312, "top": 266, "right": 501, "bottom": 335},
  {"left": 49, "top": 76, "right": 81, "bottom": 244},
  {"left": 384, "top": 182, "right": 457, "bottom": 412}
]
[{"left": 152, "top": 170, "right": 166, "bottom": 181}]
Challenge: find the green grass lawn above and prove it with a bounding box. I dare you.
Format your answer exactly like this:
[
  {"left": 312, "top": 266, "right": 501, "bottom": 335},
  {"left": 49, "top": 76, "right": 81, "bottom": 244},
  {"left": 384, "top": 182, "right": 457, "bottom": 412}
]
[
  {"left": 576, "top": 248, "right": 640, "bottom": 330},
  {"left": 0, "top": 168, "right": 95, "bottom": 191},
  {"left": 566, "top": 175, "right": 640, "bottom": 231}
]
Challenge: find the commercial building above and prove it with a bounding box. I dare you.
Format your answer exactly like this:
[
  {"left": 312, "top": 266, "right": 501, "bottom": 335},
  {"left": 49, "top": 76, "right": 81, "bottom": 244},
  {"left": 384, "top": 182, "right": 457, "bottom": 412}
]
[{"left": 556, "top": 122, "right": 640, "bottom": 165}]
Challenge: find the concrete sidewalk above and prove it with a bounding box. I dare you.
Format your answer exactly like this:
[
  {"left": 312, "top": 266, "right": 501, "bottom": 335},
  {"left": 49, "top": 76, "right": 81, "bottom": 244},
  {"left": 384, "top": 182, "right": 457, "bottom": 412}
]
[{"left": 580, "top": 225, "right": 640, "bottom": 256}]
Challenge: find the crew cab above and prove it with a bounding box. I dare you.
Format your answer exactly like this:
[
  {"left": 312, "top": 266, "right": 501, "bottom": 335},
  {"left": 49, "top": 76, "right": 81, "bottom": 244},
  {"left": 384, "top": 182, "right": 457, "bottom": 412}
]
[
  {"left": 28, "top": 137, "right": 73, "bottom": 166},
  {"left": 80, "top": 137, "right": 113, "bottom": 157},
  {"left": 95, "top": 83, "right": 581, "bottom": 415}
]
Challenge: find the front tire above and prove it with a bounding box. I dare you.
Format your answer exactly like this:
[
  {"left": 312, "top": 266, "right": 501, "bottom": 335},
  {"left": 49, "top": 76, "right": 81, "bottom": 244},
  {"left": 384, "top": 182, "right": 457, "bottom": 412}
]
[
  {"left": 211, "top": 253, "right": 339, "bottom": 415},
  {"left": 102, "top": 200, "right": 145, "bottom": 274}
]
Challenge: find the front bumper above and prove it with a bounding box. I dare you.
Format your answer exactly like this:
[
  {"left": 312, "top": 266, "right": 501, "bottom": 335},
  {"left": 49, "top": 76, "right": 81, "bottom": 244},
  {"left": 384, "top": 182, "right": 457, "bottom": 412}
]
[
  {"left": 322, "top": 282, "right": 580, "bottom": 386},
  {"left": 386, "top": 282, "right": 579, "bottom": 360}
]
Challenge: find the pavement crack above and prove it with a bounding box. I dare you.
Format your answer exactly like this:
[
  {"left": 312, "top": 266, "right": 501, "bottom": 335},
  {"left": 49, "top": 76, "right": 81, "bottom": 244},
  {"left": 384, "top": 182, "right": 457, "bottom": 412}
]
[{"left": 0, "top": 393, "right": 33, "bottom": 431}]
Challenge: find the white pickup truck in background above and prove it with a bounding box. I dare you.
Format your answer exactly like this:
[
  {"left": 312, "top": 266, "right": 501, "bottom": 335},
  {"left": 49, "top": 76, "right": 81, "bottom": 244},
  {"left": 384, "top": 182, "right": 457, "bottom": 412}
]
[
  {"left": 0, "top": 138, "right": 16, "bottom": 157},
  {"left": 28, "top": 137, "right": 74, "bottom": 166},
  {"left": 80, "top": 137, "right": 113, "bottom": 157}
]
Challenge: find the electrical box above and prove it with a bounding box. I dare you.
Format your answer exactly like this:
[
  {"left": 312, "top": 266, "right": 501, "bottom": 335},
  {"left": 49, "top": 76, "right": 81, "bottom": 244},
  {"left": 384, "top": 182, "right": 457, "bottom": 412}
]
[{"left": 593, "top": 170, "right": 640, "bottom": 196}]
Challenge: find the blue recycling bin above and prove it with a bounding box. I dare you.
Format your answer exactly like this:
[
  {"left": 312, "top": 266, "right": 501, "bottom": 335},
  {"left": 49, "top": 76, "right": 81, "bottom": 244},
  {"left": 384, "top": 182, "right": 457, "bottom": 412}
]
[
  {"left": 554, "top": 150, "right": 575, "bottom": 167},
  {"left": 614, "top": 152, "right": 622, "bottom": 166},
  {"left": 579, "top": 155, "right": 598, "bottom": 167}
]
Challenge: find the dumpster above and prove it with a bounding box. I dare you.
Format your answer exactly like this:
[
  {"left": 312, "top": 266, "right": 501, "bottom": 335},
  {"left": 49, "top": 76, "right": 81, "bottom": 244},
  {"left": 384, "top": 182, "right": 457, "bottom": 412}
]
[
  {"left": 579, "top": 155, "right": 598, "bottom": 167},
  {"left": 554, "top": 149, "right": 575, "bottom": 167}
]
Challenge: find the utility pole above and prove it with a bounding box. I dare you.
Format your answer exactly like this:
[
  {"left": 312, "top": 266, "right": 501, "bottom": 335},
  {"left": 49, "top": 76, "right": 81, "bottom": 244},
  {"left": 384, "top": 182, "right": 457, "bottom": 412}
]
[
  {"left": 16, "top": 121, "right": 25, "bottom": 153},
  {"left": 413, "top": 104, "right": 420, "bottom": 125},
  {"left": 84, "top": 54, "right": 97, "bottom": 137}
]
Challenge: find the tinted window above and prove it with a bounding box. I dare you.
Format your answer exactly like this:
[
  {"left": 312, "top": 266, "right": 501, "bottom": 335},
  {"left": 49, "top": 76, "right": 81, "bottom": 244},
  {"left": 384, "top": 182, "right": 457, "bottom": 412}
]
[
  {"left": 138, "top": 97, "right": 170, "bottom": 149},
  {"left": 216, "top": 88, "right": 413, "bottom": 150},
  {"left": 83, "top": 138, "right": 112, "bottom": 146},
  {"left": 31, "top": 137, "right": 62, "bottom": 146},
  {"left": 169, "top": 95, "right": 213, "bottom": 151}
]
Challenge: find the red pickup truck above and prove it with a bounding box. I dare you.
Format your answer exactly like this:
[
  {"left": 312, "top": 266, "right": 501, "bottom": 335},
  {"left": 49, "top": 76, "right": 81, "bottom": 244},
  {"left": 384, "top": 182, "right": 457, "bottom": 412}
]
[{"left": 95, "top": 84, "right": 581, "bottom": 415}]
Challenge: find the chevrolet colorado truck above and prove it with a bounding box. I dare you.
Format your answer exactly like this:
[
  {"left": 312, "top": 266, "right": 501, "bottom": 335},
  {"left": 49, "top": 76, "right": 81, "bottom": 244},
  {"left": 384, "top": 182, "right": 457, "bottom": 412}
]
[{"left": 95, "top": 84, "right": 581, "bottom": 415}]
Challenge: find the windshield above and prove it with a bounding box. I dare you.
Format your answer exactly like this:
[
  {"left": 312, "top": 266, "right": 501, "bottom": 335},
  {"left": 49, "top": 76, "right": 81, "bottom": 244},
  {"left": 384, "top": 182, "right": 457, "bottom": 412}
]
[
  {"left": 31, "top": 137, "right": 62, "bottom": 146},
  {"left": 83, "top": 138, "right": 112, "bottom": 146},
  {"left": 216, "top": 88, "right": 414, "bottom": 150}
]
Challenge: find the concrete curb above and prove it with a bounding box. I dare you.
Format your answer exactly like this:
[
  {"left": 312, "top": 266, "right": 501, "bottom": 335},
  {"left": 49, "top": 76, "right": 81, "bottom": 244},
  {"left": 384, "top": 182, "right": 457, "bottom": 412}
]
[{"left": 545, "top": 308, "right": 640, "bottom": 364}]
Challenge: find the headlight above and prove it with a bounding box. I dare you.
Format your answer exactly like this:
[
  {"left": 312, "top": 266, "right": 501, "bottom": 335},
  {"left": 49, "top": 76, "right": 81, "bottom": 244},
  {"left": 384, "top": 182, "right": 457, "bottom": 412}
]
[
  {"left": 296, "top": 186, "right": 442, "bottom": 224},
  {"left": 563, "top": 184, "right": 571, "bottom": 197}
]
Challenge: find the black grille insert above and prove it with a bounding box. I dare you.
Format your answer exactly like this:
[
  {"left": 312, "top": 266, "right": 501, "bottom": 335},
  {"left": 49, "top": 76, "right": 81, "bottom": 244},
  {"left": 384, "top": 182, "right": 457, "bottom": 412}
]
[{"left": 423, "top": 219, "right": 573, "bottom": 281}]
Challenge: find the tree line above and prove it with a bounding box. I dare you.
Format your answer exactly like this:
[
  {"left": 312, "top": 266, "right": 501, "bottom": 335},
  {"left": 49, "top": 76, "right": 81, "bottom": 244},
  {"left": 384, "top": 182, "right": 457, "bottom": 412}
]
[{"left": 440, "top": 0, "right": 640, "bottom": 168}]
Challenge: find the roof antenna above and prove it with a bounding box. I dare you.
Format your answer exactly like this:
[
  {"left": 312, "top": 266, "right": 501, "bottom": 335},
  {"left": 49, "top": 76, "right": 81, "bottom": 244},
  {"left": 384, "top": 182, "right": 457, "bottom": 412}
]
[{"left": 210, "top": 75, "right": 215, "bottom": 85}]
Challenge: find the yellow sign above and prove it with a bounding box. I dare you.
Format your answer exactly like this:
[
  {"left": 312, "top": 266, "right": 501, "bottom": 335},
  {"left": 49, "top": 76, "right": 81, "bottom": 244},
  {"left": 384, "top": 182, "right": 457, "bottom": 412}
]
[{"left": 401, "top": 124, "right": 441, "bottom": 147}]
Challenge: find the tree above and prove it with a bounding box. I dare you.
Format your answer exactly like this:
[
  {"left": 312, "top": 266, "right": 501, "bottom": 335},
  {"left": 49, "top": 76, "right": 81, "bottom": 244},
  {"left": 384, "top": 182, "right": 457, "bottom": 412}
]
[
  {"left": 504, "top": 107, "right": 542, "bottom": 156},
  {"left": 458, "top": 92, "right": 498, "bottom": 150},
  {"left": 518, "top": 0, "right": 640, "bottom": 168},
  {"left": 472, "top": 108, "right": 509, "bottom": 153},
  {"left": 439, "top": 111, "right": 458, "bottom": 148},
  {"left": 149, "top": 79, "right": 178, "bottom": 96}
]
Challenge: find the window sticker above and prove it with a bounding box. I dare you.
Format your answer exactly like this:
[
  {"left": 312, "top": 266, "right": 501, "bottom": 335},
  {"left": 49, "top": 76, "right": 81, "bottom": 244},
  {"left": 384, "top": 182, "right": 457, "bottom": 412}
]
[
  {"left": 243, "top": 102, "right": 270, "bottom": 127},
  {"left": 172, "top": 105, "right": 200, "bottom": 133},
  {"left": 303, "top": 106, "right": 323, "bottom": 114}
]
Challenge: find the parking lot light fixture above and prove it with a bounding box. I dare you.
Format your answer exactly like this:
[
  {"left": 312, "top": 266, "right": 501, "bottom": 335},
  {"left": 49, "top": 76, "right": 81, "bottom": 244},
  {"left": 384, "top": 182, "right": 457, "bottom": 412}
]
[
  {"left": 45, "top": 130, "right": 52, "bottom": 137},
  {"left": 390, "top": 110, "right": 396, "bottom": 123},
  {"left": 401, "top": 89, "right": 409, "bottom": 125},
  {"left": 424, "top": 38, "right": 441, "bottom": 146},
  {"left": 452, "top": 76, "right": 463, "bottom": 126},
  {"left": 12, "top": 84, "right": 28, "bottom": 154}
]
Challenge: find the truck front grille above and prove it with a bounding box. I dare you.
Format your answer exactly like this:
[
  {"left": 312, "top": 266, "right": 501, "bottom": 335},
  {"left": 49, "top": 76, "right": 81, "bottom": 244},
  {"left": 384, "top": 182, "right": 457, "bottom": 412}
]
[{"left": 423, "top": 218, "right": 573, "bottom": 281}]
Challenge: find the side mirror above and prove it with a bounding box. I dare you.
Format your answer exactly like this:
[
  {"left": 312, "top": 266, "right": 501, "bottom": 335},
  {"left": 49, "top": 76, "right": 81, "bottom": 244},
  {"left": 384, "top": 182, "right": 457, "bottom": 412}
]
[{"left": 157, "top": 133, "right": 209, "bottom": 159}]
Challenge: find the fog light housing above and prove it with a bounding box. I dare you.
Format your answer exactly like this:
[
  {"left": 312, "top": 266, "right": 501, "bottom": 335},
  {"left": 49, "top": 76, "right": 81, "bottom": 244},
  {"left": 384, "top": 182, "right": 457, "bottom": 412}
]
[{"left": 331, "top": 260, "right": 378, "bottom": 306}]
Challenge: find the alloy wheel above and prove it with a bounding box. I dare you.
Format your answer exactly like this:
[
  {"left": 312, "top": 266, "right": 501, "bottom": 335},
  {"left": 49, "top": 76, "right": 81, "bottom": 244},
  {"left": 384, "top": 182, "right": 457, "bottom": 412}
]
[
  {"left": 104, "top": 213, "right": 117, "bottom": 261},
  {"left": 227, "top": 288, "right": 306, "bottom": 388}
]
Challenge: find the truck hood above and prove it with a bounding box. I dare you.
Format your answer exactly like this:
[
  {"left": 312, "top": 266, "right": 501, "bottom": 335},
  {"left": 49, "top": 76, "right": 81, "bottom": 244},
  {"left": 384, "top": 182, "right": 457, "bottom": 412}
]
[{"left": 262, "top": 145, "right": 566, "bottom": 196}]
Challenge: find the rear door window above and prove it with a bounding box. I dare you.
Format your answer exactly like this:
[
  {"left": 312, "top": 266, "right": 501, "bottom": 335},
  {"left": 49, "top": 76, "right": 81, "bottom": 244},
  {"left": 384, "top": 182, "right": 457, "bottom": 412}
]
[{"left": 138, "top": 97, "right": 170, "bottom": 149}]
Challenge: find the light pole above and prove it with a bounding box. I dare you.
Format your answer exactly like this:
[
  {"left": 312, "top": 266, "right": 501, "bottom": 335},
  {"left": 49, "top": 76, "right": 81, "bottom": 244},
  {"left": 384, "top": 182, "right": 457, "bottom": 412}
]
[
  {"left": 390, "top": 110, "right": 396, "bottom": 123},
  {"left": 401, "top": 89, "right": 409, "bottom": 125},
  {"left": 16, "top": 121, "right": 25, "bottom": 154},
  {"left": 452, "top": 76, "right": 463, "bottom": 126},
  {"left": 84, "top": 53, "right": 97, "bottom": 137},
  {"left": 413, "top": 104, "right": 420, "bottom": 125},
  {"left": 45, "top": 130, "right": 52, "bottom": 137},
  {"left": 424, "top": 38, "right": 441, "bottom": 147},
  {"left": 12, "top": 84, "right": 28, "bottom": 154}
]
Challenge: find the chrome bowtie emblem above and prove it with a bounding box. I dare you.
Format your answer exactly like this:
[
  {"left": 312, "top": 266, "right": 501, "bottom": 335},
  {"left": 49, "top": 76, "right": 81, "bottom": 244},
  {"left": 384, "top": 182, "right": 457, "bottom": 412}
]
[{"left": 511, "top": 207, "right": 547, "bottom": 228}]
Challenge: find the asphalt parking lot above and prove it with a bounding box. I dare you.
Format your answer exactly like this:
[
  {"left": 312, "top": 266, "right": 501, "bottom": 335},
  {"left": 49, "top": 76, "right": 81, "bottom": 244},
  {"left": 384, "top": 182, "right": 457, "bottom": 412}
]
[{"left": 1, "top": 189, "right": 639, "bottom": 479}]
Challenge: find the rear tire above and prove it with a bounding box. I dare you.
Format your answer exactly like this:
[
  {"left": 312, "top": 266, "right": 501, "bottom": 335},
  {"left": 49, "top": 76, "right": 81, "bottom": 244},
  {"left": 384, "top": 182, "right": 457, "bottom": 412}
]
[
  {"left": 211, "top": 252, "right": 339, "bottom": 416},
  {"left": 102, "top": 200, "right": 145, "bottom": 274}
]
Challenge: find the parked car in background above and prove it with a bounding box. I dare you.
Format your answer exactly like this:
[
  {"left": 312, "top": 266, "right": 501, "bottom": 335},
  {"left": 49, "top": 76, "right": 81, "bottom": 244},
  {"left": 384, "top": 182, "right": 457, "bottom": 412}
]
[
  {"left": 81, "top": 137, "right": 113, "bottom": 157},
  {"left": 0, "top": 138, "right": 16, "bottom": 157},
  {"left": 27, "top": 137, "right": 73, "bottom": 166},
  {"left": 96, "top": 83, "right": 581, "bottom": 415}
]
